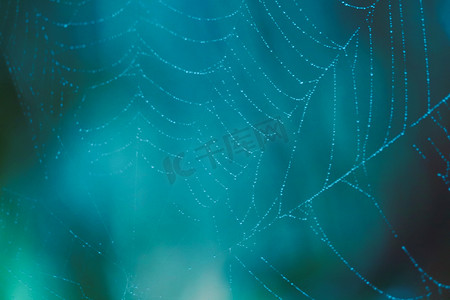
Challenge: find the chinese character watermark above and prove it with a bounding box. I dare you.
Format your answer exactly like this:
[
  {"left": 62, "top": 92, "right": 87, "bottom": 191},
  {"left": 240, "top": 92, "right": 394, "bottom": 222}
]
[{"left": 162, "top": 118, "right": 289, "bottom": 184}]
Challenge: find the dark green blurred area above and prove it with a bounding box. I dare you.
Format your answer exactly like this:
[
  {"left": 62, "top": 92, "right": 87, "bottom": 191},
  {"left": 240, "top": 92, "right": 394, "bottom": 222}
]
[{"left": 0, "top": 0, "right": 449, "bottom": 299}]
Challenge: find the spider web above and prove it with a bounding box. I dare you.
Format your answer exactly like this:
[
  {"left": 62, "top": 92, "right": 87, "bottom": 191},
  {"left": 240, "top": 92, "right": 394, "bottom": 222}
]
[{"left": 0, "top": 0, "right": 449, "bottom": 299}]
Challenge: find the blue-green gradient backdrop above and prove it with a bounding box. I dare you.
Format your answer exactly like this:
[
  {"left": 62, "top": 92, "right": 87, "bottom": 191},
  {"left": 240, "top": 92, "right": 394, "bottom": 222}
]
[{"left": 0, "top": 0, "right": 449, "bottom": 299}]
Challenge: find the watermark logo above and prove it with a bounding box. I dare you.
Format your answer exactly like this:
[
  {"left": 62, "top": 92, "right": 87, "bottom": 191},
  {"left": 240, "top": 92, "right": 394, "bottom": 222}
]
[{"left": 163, "top": 118, "right": 288, "bottom": 184}]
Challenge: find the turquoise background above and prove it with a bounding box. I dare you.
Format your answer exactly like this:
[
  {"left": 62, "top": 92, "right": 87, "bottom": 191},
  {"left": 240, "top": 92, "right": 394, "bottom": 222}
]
[{"left": 0, "top": 0, "right": 449, "bottom": 299}]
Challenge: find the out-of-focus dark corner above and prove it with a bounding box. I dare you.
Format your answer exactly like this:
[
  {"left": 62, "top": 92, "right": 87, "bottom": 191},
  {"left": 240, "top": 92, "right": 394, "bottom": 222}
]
[{"left": 0, "top": 56, "right": 33, "bottom": 187}]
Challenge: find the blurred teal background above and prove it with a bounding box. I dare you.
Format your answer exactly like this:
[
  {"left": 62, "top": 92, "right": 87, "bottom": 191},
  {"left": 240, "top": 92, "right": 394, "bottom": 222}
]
[{"left": 0, "top": 0, "right": 449, "bottom": 299}]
